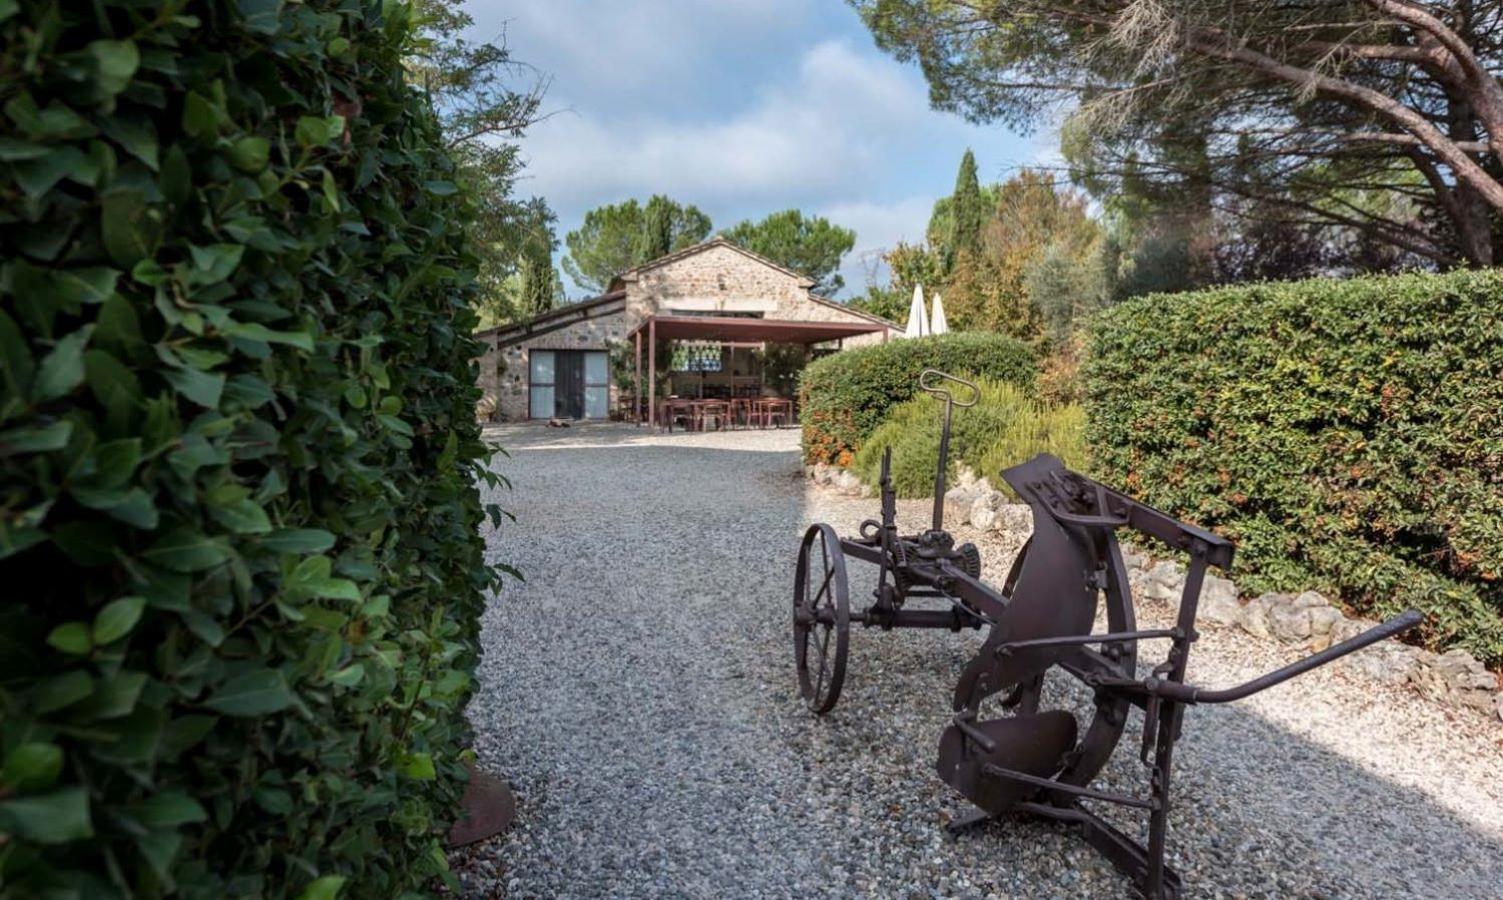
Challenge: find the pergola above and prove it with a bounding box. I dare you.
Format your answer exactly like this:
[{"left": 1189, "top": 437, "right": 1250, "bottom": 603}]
[{"left": 625, "top": 314, "right": 889, "bottom": 428}]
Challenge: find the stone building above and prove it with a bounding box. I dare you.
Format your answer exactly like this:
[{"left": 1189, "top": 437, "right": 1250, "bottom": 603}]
[{"left": 475, "top": 238, "right": 899, "bottom": 423}]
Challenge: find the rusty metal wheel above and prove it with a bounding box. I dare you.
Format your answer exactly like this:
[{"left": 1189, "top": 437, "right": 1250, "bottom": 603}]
[{"left": 794, "top": 523, "right": 849, "bottom": 715}]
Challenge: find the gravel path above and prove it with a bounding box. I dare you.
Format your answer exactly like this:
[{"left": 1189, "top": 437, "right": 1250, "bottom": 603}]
[{"left": 460, "top": 424, "right": 1503, "bottom": 899}]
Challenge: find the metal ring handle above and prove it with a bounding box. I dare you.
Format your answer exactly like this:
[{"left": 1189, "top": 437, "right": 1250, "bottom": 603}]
[{"left": 919, "top": 369, "right": 980, "bottom": 408}]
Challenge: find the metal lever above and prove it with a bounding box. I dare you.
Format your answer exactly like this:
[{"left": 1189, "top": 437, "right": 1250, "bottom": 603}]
[
  {"left": 920, "top": 370, "right": 979, "bottom": 532},
  {"left": 952, "top": 713, "right": 998, "bottom": 754},
  {"left": 1152, "top": 609, "right": 1424, "bottom": 704}
]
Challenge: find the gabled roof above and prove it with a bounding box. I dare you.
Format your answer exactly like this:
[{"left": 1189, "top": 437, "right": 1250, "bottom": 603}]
[
  {"left": 475, "top": 290, "right": 627, "bottom": 347},
  {"left": 606, "top": 237, "right": 817, "bottom": 292},
  {"left": 626, "top": 314, "right": 887, "bottom": 344}
]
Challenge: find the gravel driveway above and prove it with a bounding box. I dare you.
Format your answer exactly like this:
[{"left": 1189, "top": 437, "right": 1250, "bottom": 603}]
[{"left": 461, "top": 424, "right": 1503, "bottom": 899}]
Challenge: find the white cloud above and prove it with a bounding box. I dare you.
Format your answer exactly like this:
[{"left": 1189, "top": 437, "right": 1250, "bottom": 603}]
[
  {"left": 472, "top": 0, "right": 812, "bottom": 101},
  {"left": 518, "top": 39, "right": 937, "bottom": 215}
]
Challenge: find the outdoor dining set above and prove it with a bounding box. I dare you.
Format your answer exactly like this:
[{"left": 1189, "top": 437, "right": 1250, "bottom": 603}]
[{"left": 653, "top": 395, "right": 795, "bottom": 431}]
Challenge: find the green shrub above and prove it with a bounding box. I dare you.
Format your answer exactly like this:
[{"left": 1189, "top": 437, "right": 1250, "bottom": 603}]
[
  {"left": 799, "top": 333, "right": 1037, "bottom": 465},
  {"left": 852, "top": 380, "right": 1085, "bottom": 498},
  {"left": 1086, "top": 270, "right": 1503, "bottom": 664},
  {"left": 0, "top": 2, "right": 498, "bottom": 896}
]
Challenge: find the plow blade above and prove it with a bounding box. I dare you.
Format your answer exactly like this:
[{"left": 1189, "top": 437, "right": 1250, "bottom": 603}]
[{"left": 936, "top": 711, "right": 1077, "bottom": 816}]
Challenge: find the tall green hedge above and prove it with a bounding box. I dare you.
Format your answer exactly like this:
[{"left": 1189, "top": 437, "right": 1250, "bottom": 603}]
[
  {"left": 0, "top": 1, "right": 498, "bottom": 896},
  {"left": 1086, "top": 270, "right": 1503, "bottom": 664},
  {"left": 799, "top": 332, "right": 1037, "bottom": 465}
]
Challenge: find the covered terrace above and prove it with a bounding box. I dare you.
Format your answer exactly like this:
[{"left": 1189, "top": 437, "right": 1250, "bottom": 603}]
[{"left": 625, "top": 314, "right": 888, "bottom": 430}]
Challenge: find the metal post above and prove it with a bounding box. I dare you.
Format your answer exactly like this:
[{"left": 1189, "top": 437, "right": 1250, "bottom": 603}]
[
  {"left": 634, "top": 330, "right": 642, "bottom": 425},
  {"left": 647, "top": 318, "right": 657, "bottom": 430},
  {"left": 931, "top": 397, "right": 953, "bottom": 532},
  {"left": 1143, "top": 542, "right": 1207, "bottom": 897}
]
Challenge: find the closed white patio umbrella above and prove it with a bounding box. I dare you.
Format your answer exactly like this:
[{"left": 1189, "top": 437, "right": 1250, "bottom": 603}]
[
  {"left": 930, "top": 292, "right": 949, "bottom": 335},
  {"left": 903, "top": 284, "right": 929, "bottom": 339}
]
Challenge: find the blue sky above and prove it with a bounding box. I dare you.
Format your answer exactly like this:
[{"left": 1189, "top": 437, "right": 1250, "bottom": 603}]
[{"left": 464, "top": 1, "right": 1049, "bottom": 297}]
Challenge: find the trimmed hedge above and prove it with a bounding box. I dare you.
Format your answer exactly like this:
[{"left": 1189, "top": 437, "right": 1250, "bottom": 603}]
[
  {"left": 1086, "top": 270, "right": 1503, "bottom": 664},
  {"left": 799, "top": 333, "right": 1037, "bottom": 465},
  {"left": 0, "top": 2, "right": 497, "bottom": 897},
  {"left": 852, "top": 379, "right": 1084, "bottom": 498}
]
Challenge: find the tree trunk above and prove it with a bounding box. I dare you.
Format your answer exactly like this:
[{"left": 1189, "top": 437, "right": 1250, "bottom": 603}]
[{"left": 1445, "top": 90, "right": 1495, "bottom": 267}]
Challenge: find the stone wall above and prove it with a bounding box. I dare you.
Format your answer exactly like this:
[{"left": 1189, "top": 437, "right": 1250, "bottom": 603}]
[
  {"left": 489, "top": 311, "right": 636, "bottom": 422},
  {"left": 630, "top": 242, "right": 808, "bottom": 315}
]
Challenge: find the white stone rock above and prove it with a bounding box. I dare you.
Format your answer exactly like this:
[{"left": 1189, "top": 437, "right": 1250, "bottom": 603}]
[
  {"left": 1337, "top": 641, "right": 1421, "bottom": 685},
  {"left": 1307, "top": 606, "right": 1345, "bottom": 638},
  {"left": 995, "top": 504, "right": 1033, "bottom": 537},
  {"left": 943, "top": 487, "right": 976, "bottom": 525},
  {"left": 1432, "top": 649, "right": 1494, "bottom": 690},
  {"left": 1408, "top": 651, "right": 1448, "bottom": 701},
  {"left": 1329, "top": 617, "right": 1371, "bottom": 644},
  {"left": 1120, "top": 545, "right": 1148, "bottom": 571},
  {"left": 1291, "top": 590, "right": 1331, "bottom": 610},
  {"left": 1196, "top": 574, "right": 1241, "bottom": 627},
  {"left": 968, "top": 492, "right": 1008, "bottom": 532},
  {"left": 1142, "top": 561, "right": 1184, "bottom": 603},
  {"left": 1425, "top": 649, "right": 1500, "bottom": 713},
  {"left": 1238, "top": 593, "right": 1289, "bottom": 640},
  {"left": 1268, "top": 600, "right": 1314, "bottom": 642}
]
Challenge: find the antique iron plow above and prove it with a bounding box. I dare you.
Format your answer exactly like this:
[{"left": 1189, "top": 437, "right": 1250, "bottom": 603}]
[{"left": 791, "top": 369, "right": 1422, "bottom": 899}]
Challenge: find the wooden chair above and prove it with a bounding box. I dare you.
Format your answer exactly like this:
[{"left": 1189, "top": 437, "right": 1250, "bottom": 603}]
[
  {"left": 762, "top": 398, "right": 793, "bottom": 429},
  {"left": 697, "top": 400, "right": 731, "bottom": 431},
  {"left": 663, "top": 398, "right": 694, "bottom": 432}
]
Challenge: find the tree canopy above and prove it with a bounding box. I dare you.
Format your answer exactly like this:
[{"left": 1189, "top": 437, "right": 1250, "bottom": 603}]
[
  {"left": 853, "top": 0, "right": 1503, "bottom": 267},
  {"left": 562, "top": 196, "right": 713, "bottom": 294},
  {"left": 853, "top": 164, "right": 1109, "bottom": 343},
  {"left": 407, "top": 0, "right": 558, "bottom": 323},
  {"left": 721, "top": 209, "right": 858, "bottom": 295}
]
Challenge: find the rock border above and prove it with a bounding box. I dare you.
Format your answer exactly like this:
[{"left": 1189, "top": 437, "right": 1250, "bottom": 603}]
[{"left": 807, "top": 463, "right": 1503, "bottom": 724}]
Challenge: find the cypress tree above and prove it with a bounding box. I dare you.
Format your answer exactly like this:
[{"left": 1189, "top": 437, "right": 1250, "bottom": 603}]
[
  {"left": 638, "top": 195, "right": 675, "bottom": 261},
  {"left": 950, "top": 149, "right": 985, "bottom": 263},
  {"left": 518, "top": 254, "right": 557, "bottom": 316}
]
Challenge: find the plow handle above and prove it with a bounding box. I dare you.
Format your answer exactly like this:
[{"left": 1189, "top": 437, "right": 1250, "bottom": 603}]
[{"left": 1159, "top": 609, "right": 1424, "bottom": 704}]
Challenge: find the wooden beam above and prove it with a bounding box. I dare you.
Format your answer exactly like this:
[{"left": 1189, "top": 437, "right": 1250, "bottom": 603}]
[
  {"left": 634, "top": 330, "right": 642, "bottom": 426},
  {"left": 647, "top": 317, "right": 657, "bottom": 431}
]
